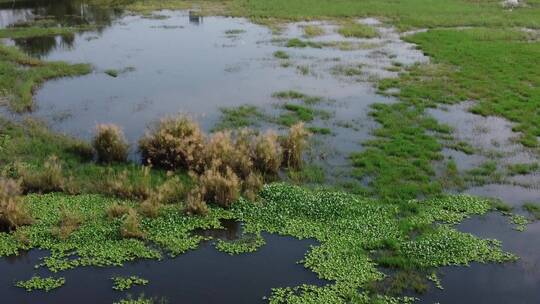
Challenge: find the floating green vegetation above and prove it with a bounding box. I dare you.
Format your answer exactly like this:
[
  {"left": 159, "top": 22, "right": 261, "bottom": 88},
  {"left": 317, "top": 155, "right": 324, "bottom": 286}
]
[
  {"left": 307, "top": 126, "right": 332, "bottom": 135},
  {"left": 337, "top": 23, "right": 378, "bottom": 38},
  {"left": 272, "top": 90, "right": 322, "bottom": 105},
  {"left": 427, "top": 272, "right": 444, "bottom": 290},
  {"left": 331, "top": 64, "right": 364, "bottom": 77},
  {"left": 507, "top": 163, "right": 539, "bottom": 175},
  {"left": 0, "top": 44, "right": 92, "bottom": 112},
  {"left": 303, "top": 25, "right": 325, "bottom": 37},
  {"left": 213, "top": 105, "right": 266, "bottom": 130},
  {"left": 277, "top": 104, "right": 330, "bottom": 126},
  {"left": 105, "top": 67, "right": 137, "bottom": 78},
  {"left": 273, "top": 50, "right": 290, "bottom": 59},
  {"left": 112, "top": 276, "right": 149, "bottom": 291},
  {"left": 523, "top": 202, "right": 540, "bottom": 220},
  {"left": 225, "top": 29, "right": 246, "bottom": 35},
  {"left": 0, "top": 184, "right": 516, "bottom": 301},
  {"left": 510, "top": 214, "right": 528, "bottom": 232},
  {"left": 215, "top": 233, "right": 265, "bottom": 254},
  {"left": 113, "top": 293, "right": 162, "bottom": 304},
  {"left": 286, "top": 38, "right": 322, "bottom": 48},
  {"left": 15, "top": 276, "right": 65, "bottom": 292}
]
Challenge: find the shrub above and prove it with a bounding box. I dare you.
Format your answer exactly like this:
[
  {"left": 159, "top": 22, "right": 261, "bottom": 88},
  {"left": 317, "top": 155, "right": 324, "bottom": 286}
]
[
  {"left": 120, "top": 209, "right": 145, "bottom": 239},
  {"left": 92, "top": 124, "right": 128, "bottom": 163},
  {"left": 52, "top": 207, "right": 82, "bottom": 240},
  {"left": 139, "top": 115, "right": 205, "bottom": 170},
  {"left": 19, "top": 155, "right": 64, "bottom": 193},
  {"left": 106, "top": 203, "right": 131, "bottom": 219},
  {"left": 281, "top": 123, "right": 310, "bottom": 169},
  {"left": 198, "top": 163, "right": 241, "bottom": 208},
  {"left": 101, "top": 167, "right": 152, "bottom": 200},
  {"left": 185, "top": 187, "right": 208, "bottom": 216},
  {"left": 251, "top": 130, "right": 282, "bottom": 177},
  {"left": 0, "top": 178, "right": 32, "bottom": 230},
  {"left": 242, "top": 172, "right": 264, "bottom": 202},
  {"left": 202, "top": 130, "right": 252, "bottom": 178},
  {"left": 153, "top": 176, "right": 187, "bottom": 204}
]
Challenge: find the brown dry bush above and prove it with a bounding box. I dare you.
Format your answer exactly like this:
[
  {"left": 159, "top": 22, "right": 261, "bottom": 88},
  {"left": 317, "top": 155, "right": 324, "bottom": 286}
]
[
  {"left": 153, "top": 176, "right": 187, "bottom": 204},
  {"left": 185, "top": 187, "right": 208, "bottom": 216},
  {"left": 139, "top": 196, "right": 161, "bottom": 218},
  {"left": 106, "top": 203, "right": 131, "bottom": 219},
  {"left": 202, "top": 131, "right": 252, "bottom": 178},
  {"left": 251, "top": 130, "right": 282, "bottom": 177},
  {"left": 101, "top": 167, "right": 152, "bottom": 201},
  {"left": 93, "top": 124, "right": 128, "bottom": 163},
  {"left": 242, "top": 172, "right": 264, "bottom": 202},
  {"left": 0, "top": 178, "right": 32, "bottom": 231},
  {"left": 52, "top": 207, "right": 82, "bottom": 240},
  {"left": 281, "top": 123, "right": 310, "bottom": 170},
  {"left": 198, "top": 162, "right": 241, "bottom": 208},
  {"left": 19, "top": 155, "right": 64, "bottom": 193},
  {"left": 120, "top": 209, "right": 145, "bottom": 239},
  {"left": 139, "top": 115, "right": 205, "bottom": 170}
]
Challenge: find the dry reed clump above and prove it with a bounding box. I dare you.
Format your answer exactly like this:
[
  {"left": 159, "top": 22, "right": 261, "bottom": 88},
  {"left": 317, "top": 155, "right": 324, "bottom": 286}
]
[
  {"left": 52, "top": 207, "right": 82, "bottom": 240},
  {"left": 139, "top": 196, "right": 161, "bottom": 218},
  {"left": 197, "top": 161, "right": 241, "bottom": 208},
  {"left": 242, "top": 172, "right": 264, "bottom": 202},
  {"left": 0, "top": 178, "right": 32, "bottom": 231},
  {"left": 19, "top": 155, "right": 64, "bottom": 193},
  {"left": 120, "top": 208, "right": 145, "bottom": 239},
  {"left": 102, "top": 167, "right": 152, "bottom": 201},
  {"left": 185, "top": 187, "right": 208, "bottom": 216},
  {"left": 201, "top": 131, "right": 253, "bottom": 178},
  {"left": 281, "top": 122, "right": 310, "bottom": 170},
  {"left": 92, "top": 124, "right": 129, "bottom": 163},
  {"left": 153, "top": 176, "right": 187, "bottom": 204},
  {"left": 106, "top": 203, "right": 131, "bottom": 219},
  {"left": 139, "top": 116, "right": 205, "bottom": 170},
  {"left": 251, "top": 130, "right": 282, "bottom": 177}
]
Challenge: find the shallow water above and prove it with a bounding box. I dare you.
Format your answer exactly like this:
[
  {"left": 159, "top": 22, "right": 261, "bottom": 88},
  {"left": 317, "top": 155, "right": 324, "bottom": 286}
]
[
  {"left": 0, "top": 232, "right": 323, "bottom": 303},
  {"left": 1, "top": 1, "right": 540, "bottom": 303}
]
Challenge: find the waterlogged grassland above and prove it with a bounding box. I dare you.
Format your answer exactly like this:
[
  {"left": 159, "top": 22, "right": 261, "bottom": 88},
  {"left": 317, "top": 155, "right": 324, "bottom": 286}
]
[
  {"left": 0, "top": 44, "right": 91, "bottom": 112},
  {"left": 0, "top": 184, "right": 516, "bottom": 302}
]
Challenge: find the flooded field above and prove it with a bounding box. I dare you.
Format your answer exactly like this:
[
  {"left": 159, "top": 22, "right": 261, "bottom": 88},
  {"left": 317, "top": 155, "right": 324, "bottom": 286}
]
[{"left": 1, "top": 0, "right": 539, "bottom": 303}]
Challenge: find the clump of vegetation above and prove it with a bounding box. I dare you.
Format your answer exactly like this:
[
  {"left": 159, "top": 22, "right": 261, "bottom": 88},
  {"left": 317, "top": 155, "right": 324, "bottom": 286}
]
[
  {"left": 251, "top": 131, "right": 282, "bottom": 177},
  {"left": 202, "top": 131, "right": 252, "bottom": 179},
  {"left": 337, "top": 23, "right": 378, "bottom": 38},
  {"left": 52, "top": 207, "right": 82, "bottom": 240},
  {"left": 273, "top": 50, "right": 289, "bottom": 59},
  {"left": 303, "top": 25, "right": 325, "bottom": 37},
  {"left": 185, "top": 188, "right": 209, "bottom": 216},
  {"left": 139, "top": 115, "right": 205, "bottom": 170},
  {"left": 120, "top": 209, "right": 145, "bottom": 239},
  {"left": 507, "top": 162, "right": 539, "bottom": 175},
  {"left": 214, "top": 105, "right": 264, "bottom": 131},
  {"left": 15, "top": 276, "right": 65, "bottom": 292},
  {"left": 93, "top": 124, "right": 129, "bottom": 163},
  {"left": 490, "top": 199, "right": 513, "bottom": 213},
  {"left": 19, "top": 155, "right": 65, "bottom": 193},
  {"left": 197, "top": 163, "right": 241, "bottom": 208},
  {"left": 0, "top": 178, "right": 32, "bottom": 231},
  {"left": 101, "top": 167, "right": 153, "bottom": 201},
  {"left": 281, "top": 123, "right": 310, "bottom": 169},
  {"left": 286, "top": 38, "right": 322, "bottom": 48},
  {"left": 288, "top": 165, "right": 325, "bottom": 184},
  {"left": 523, "top": 202, "right": 540, "bottom": 220},
  {"left": 112, "top": 275, "right": 149, "bottom": 291},
  {"left": 107, "top": 203, "right": 131, "bottom": 219},
  {"left": 242, "top": 172, "right": 264, "bottom": 202}
]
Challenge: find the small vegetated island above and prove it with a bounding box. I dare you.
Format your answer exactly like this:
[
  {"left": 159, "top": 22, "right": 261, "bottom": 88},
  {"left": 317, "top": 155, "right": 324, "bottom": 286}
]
[{"left": 1, "top": 0, "right": 540, "bottom": 303}]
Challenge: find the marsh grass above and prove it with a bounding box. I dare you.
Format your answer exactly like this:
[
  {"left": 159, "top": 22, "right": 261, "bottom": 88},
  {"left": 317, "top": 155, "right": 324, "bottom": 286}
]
[
  {"left": 337, "top": 23, "right": 378, "bottom": 38},
  {"left": 120, "top": 209, "right": 145, "bottom": 239},
  {"left": 303, "top": 25, "right": 325, "bottom": 37},
  {"left": 523, "top": 203, "right": 540, "bottom": 220},
  {"left": 214, "top": 105, "right": 265, "bottom": 131},
  {"left": 139, "top": 115, "right": 205, "bottom": 170},
  {"left": 281, "top": 123, "right": 310, "bottom": 170},
  {"left": 93, "top": 124, "right": 128, "bottom": 163},
  {"left": 197, "top": 163, "right": 241, "bottom": 208},
  {"left": 52, "top": 207, "right": 82, "bottom": 240},
  {"left": 273, "top": 50, "right": 289, "bottom": 59},
  {"left": 0, "top": 178, "right": 32, "bottom": 231},
  {"left": 251, "top": 130, "right": 282, "bottom": 177},
  {"left": 19, "top": 155, "right": 65, "bottom": 193},
  {"left": 185, "top": 187, "right": 209, "bottom": 216},
  {"left": 106, "top": 203, "right": 131, "bottom": 219}
]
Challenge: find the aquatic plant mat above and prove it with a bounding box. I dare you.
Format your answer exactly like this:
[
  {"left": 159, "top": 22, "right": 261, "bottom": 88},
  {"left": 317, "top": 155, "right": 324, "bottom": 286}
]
[{"left": 0, "top": 184, "right": 515, "bottom": 302}]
